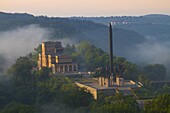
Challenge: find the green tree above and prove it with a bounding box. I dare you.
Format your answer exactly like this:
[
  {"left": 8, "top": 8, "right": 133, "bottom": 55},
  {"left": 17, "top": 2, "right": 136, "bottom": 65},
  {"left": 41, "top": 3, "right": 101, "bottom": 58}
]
[
  {"left": 72, "top": 44, "right": 76, "bottom": 53},
  {"left": 145, "top": 94, "right": 170, "bottom": 113},
  {"left": 27, "top": 44, "right": 42, "bottom": 67},
  {"left": 144, "top": 64, "right": 166, "bottom": 80},
  {"left": 77, "top": 41, "right": 109, "bottom": 71},
  {"left": 64, "top": 43, "right": 76, "bottom": 55},
  {"left": 0, "top": 78, "right": 13, "bottom": 109},
  {"left": 34, "top": 67, "right": 51, "bottom": 81},
  {"left": 61, "top": 85, "right": 93, "bottom": 108},
  {"left": 91, "top": 94, "right": 140, "bottom": 113},
  {"left": 8, "top": 57, "right": 34, "bottom": 86},
  {"left": 36, "top": 76, "right": 93, "bottom": 107},
  {"left": 0, "top": 101, "right": 35, "bottom": 113},
  {"left": 162, "top": 84, "right": 170, "bottom": 94},
  {"left": 35, "top": 76, "right": 62, "bottom": 103},
  {"left": 8, "top": 57, "right": 36, "bottom": 105},
  {"left": 113, "top": 57, "right": 138, "bottom": 80}
]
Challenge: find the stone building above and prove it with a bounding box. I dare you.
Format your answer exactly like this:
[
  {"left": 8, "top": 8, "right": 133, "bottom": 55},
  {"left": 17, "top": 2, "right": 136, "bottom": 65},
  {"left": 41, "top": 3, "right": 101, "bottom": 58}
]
[{"left": 38, "top": 41, "right": 78, "bottom": 74}]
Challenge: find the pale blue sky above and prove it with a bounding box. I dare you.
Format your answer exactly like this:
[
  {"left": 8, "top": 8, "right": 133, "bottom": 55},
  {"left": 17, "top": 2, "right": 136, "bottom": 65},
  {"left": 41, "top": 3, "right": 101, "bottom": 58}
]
[{"left": 0, "top": 0, "right": 170, "bottom": 17}]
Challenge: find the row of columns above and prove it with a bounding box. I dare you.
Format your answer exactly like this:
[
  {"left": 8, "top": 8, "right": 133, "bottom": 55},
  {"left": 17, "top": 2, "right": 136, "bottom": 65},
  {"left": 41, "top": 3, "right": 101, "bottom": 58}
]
[{"left": 54, "top": 64, "right": 78, "bottom": 73}]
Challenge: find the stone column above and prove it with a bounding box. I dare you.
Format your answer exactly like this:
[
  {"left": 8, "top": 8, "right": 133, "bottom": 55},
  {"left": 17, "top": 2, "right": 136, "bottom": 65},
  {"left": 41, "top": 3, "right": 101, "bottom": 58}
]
[
  {"left": 70, "top": 65, "right": 73, "bottom": 72},
  {"left": 67, "top": 65, "right": 69, "bottom": 72},
  {"left": 73, "top": 65, "right": 76, "bottom": 71},
  {"left": 60, "top": 66, "right": 63, "bottom": 72},
  {"left": 63, "top": 65, "right": 65, "bottom": 72},
  {"left": 75, "top": 64, "right": 78, "bottom": 71},
  {"left": 64, "top": 65, "right": 68, "bottom": 72},
  {"left": 58, "top": 66, "right": 60, "bottom": 72},
  {"left": 52, "top": 65, "right": 55, "bottom": 74},
  {"left": 71, "top": 65, "right": 73, "bottom": 72}
]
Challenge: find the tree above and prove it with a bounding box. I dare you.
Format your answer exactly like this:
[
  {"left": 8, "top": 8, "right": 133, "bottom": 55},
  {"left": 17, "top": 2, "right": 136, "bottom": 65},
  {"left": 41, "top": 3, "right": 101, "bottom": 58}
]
[
  {"left": 62, "top": 87, "right": 93, "bottom": 108},
  {"left": 0, "top": 101, "right": 35, "bottom": 113},
  {"left": 8, "top": 56, "right": 34, "bottom": 86},
  {"left": 35, "top": 76, "right": 60, "bottom": 103},
  {"left": 8, "top": 56, "right": 36, "bottom": 105},
  {"left": 138, "top": 74, "right": 151, "bottom": 88},
  {"left": 144, "top": 64, "right": 166, "bottom": 80},
  {"left": 113, "top": 57, "right": 138, "bottom": 80},
  {"left": 35, "top": 76, "right": 93, "bottom": 107},
  {"left": 0, "top": 78, "right": 13, "bottom": 109},
  {"left": 145, "top": 94, "right": 170, "bottom": 113},
  {"left": 64, "top": 43, "right": 76, "bottom": 55},
  {"left": 72, "top": 44, "right": 76, "bottom": 53},
  {"left": 161, "top": 85, "right": 170, "bottom": 94},
  {"left": 77, "top": 41, "right": 109, "bottom": 71},
  {"left": 90, "top": 94, "right": 140, "bottom": 113},
  {"left": 34, "top": 67, "right": 51, "bottom": 81},
  {"left": 28, "top": 44, "right": 42, "bottom": 67}
]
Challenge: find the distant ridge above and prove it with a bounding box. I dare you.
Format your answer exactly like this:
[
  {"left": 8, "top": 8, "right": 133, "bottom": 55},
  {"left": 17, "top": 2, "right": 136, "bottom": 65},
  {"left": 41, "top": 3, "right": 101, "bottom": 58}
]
[
  {"left": 144, "top": 14, "right": 170, "bottom": 17},
  {"left": 1, "top": 11, "right": 170, "bottom": 65},
  {"left": 0, "top": 11, "right": 33, "bottom": 16}
]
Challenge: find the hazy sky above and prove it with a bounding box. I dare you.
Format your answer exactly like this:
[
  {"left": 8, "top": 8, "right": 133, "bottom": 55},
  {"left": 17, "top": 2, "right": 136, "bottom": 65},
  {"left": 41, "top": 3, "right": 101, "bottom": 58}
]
[{"left": 0, "top": 0, "right": 170, "bottom": 17}]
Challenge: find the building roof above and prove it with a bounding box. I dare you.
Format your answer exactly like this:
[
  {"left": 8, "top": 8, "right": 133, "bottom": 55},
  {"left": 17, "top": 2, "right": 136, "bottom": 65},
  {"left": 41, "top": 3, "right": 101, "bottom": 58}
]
[{"left": 77, "top": 78, "right": 140, "bottom": 90}]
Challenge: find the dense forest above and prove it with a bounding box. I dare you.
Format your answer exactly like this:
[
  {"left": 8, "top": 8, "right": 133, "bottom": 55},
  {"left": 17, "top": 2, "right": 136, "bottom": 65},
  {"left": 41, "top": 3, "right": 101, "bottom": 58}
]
[{"left": 0, "top": 41, "right": 170, "bottom": 113}]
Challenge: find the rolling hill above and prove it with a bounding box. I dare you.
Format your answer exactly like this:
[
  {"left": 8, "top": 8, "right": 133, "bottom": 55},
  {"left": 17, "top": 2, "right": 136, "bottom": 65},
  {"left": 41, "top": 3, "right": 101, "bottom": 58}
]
[
  {"left": 0, "top": 12, "right": 145, "bottom": 60},
  {"left": 1, "top": 12, "right": 170, "bottom": 70}
]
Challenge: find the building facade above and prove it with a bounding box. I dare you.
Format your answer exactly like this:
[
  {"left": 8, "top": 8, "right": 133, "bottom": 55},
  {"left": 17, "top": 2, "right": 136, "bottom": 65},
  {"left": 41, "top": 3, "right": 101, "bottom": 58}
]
[{"left": 38, "top": 41, "right": 78, "bottom": 74}]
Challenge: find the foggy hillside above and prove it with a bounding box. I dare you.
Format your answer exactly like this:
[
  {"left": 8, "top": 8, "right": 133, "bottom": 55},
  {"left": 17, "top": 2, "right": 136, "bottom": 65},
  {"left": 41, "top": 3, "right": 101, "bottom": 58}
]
[
  {"left": 0, "top": 12, "right": 170, "bottom": 70},
  {"left": 0, "top": 25, "right": 49, "bottom": 70},
  {"left": 71, "top": 15, "right": 170, "bottom": 67},
  {"left": 0, "top": 12, "right": 144, "bottom": 59}
]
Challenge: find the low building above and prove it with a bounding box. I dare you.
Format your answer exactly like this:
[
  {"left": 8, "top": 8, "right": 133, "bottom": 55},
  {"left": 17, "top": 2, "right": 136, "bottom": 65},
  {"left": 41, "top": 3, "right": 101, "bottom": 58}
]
[
  {"left": 76, "top": 76, "right": 141, "bottom": 100},
  {"left": 38, "top": 41, "right": 78, "bottom": 74}
]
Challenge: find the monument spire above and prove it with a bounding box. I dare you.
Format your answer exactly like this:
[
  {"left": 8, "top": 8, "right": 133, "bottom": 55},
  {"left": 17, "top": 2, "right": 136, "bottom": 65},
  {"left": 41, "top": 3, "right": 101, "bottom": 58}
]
[{"left": 108, "top": 23, "right": 114, "bottom": 86}]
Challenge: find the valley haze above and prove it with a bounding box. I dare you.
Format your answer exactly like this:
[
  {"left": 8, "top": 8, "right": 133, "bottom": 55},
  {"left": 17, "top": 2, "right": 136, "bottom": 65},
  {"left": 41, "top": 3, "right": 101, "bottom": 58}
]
[{"left": 0, "top": 12, "right": 170, "bottom": 73}]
